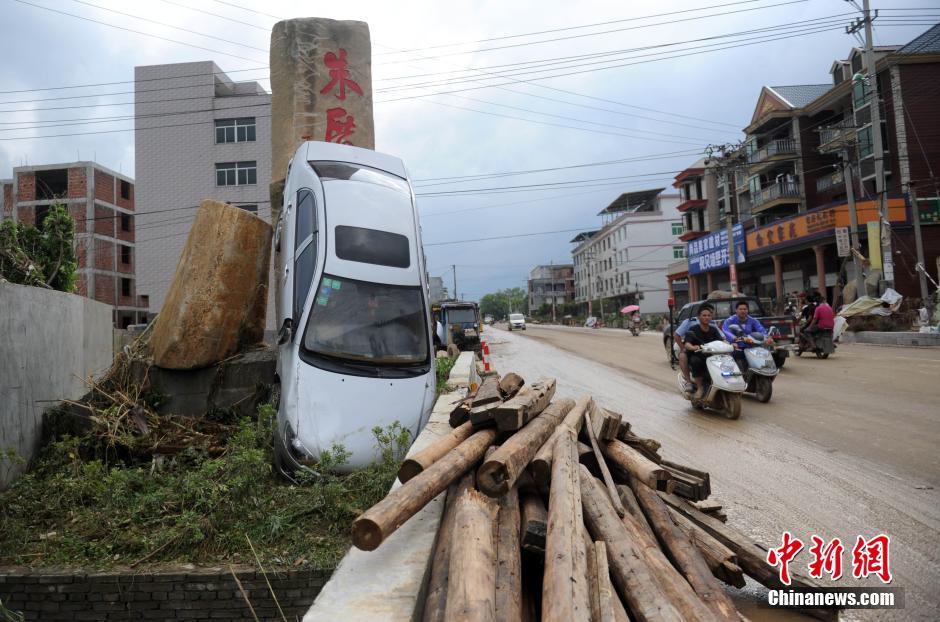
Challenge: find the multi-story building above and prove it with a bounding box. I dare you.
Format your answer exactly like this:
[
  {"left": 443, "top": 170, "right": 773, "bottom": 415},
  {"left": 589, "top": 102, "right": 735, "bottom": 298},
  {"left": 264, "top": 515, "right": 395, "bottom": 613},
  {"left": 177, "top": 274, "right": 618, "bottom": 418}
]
[
  {"left": 572, "top": 188, "right": 682, "bottom": 315},
  {"left": 428, "top": 276, "right": 448, "bottom": 305},
  {"left": 134, "top": 61, "right": 272, "bottom": 325},
  {"left": 527, "top": 264, "right": 575, "bottom": 311},
  {"left": 675, "top": 23, "right": 940, "bottom": 309},
  {"left": 3, "top": 162, "right": 147, "bottom": 327}
]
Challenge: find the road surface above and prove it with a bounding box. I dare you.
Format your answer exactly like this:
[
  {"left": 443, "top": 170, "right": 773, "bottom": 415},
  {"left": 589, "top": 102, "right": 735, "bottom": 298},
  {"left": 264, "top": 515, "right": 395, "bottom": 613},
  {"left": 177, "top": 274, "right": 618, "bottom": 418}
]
[{"left": 484, "top": 323, "right": 940, "bottom": 621}]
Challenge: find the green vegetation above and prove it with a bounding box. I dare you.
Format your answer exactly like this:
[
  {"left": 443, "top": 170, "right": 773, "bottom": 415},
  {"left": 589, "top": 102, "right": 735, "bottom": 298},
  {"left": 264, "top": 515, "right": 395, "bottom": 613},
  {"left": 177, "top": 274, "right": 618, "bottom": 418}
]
[
  {"left": 436, "top": 355, "right": 457, "bottom": 393},
  {"left": 0, "top": 404, "right": 410, "bottom": 570},
  {"left": 480, "top": 287, "right": 528, "bottom": 320},
  {"left": 0, "top": 203, "right": 77, "bottom": 292}
]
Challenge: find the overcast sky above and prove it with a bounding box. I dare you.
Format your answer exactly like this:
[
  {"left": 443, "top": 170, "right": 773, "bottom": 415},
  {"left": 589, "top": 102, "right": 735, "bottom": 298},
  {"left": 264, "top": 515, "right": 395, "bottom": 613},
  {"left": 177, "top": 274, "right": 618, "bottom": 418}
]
[{"left": 2, "top": 0, "right": 937, "bottom": 300}]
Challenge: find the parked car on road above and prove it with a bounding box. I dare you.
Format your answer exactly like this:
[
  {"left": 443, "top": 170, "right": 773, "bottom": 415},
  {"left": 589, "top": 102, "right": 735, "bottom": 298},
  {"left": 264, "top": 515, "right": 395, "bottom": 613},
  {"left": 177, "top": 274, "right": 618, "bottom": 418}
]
[
  {"left": 273, "top": 141, "right": 436, "bottom": 475},
  {"left": 508, "top": 313, "right": 527, "bottom": 331}
]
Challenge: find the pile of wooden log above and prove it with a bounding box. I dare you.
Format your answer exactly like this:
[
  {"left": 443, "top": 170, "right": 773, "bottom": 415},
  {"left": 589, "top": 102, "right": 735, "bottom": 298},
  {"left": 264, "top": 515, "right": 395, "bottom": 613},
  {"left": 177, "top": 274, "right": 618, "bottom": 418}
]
[{"left": 352, "top": 372, "right": 835, "bottom": 621}]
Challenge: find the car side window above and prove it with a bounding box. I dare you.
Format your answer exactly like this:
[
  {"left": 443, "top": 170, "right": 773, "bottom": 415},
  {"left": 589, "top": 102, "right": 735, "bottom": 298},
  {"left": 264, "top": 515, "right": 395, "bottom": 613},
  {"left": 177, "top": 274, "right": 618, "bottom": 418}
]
[{"left": 293, "top": 189, "right": 317, "bottom": 321}]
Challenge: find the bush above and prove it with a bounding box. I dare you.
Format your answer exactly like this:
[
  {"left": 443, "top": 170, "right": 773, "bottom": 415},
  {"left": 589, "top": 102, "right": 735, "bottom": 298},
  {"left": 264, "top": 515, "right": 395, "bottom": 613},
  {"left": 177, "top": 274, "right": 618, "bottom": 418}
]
[
  {"left": 0, "top": 404, "right": 408, "bottom": 570},
  {"left": 0, "top": 204, "right": 77, "bottom": 292},
  {"left": 436, "top": 355, "right": 457, "bottom": 393}
]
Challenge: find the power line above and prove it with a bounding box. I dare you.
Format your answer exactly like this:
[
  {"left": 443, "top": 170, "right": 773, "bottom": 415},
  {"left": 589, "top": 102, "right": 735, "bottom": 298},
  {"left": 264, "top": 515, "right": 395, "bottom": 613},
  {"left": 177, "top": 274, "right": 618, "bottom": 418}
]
[
  {"left": 157, "top": 0, "right": 269, "bottom": 32},
  {"left": 10, "top": 0, "right": 267, "bottom": 64},
  {"left": 424, "top": 227, "right": 596, "bottom": 247}
]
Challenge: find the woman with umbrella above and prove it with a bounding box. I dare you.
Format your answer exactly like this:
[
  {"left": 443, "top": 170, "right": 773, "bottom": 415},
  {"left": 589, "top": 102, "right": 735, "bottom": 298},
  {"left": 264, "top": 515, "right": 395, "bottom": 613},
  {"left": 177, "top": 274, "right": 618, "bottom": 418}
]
[{"left": 622, "top": 304, "right": 642, "bottom": 336}]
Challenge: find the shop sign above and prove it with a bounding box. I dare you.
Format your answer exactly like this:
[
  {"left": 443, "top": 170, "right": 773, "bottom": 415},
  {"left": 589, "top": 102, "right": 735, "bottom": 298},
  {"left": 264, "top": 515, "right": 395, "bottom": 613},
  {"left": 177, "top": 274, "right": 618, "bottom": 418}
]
[
  {"left": 917, "top": 198, "right": 940, "bottom": 225},
  {"left": 745, "top": 198, "right": 908, "bottom": 255},
  {"left": 835, "top": 227, "right": 851, "bottom": 257},
  {"left": 687, "top": 224, "right": 746, "bottom": 275}
]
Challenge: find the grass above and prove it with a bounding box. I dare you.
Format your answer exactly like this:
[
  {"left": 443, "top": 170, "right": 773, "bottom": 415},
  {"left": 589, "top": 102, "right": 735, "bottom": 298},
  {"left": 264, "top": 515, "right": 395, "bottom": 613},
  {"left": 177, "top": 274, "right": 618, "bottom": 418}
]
[
  {"left": 0, "top": 405, "right": 410, "bottom": 570},
  {"left": 435, "top": 355, "right": 458, "bottom": 394}
]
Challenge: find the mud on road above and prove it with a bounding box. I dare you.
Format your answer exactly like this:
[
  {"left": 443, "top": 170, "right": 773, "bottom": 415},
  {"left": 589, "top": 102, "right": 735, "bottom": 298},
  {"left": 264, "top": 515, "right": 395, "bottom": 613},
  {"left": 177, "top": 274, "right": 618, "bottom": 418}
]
[{"left": 484, "top": 324, "right": 940, "bottom": 621}]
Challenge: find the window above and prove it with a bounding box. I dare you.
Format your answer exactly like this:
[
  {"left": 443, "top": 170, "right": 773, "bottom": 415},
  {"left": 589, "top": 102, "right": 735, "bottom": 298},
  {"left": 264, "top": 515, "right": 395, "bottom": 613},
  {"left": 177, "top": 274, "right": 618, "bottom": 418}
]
[
  {"left": 302, "top": 275, "right": 429, "bottom": 365},
  {"left": 673, "top": 245, "right": 686, "bottom": 259},
  {"left": 293, "top": 189, "right": 318, "bottom": 320},
  {"left": 34, "top": 205, "right": 50, "bottom": 231},
  {"left": 121, "top": 278, "right": 131, "bottom": 297},
  {"left": 852, "top": 78, "right": 871, "bottom": 109},
  {"left": 120, "top": 180, "right": 130, "bottom": 200},
  {"left": 215, "top": 161, "right": 257, "bottom": 186},
  {"left": 671, "top": 222, "right": 683, "bottom": 236},
  {"left": 335, "top": 225, "right": 410, "bottom": 268},
  {"left": 35, "top": 169, "right": 67, "bottom": 199},
  {"left": 215, "top": 117, "right": 256, "bottom": 143},
  {"left": 121, "top": 245, "right": 131, "bottom": 265},
  {"left": 236, "top": 204, "right": 258, "bottom": 213},
  {"left": 857, "top": 126, "right": 874, "bottom": 159},
  {"left": 120, "top": 213, "right": 131, "bottom": 232}
]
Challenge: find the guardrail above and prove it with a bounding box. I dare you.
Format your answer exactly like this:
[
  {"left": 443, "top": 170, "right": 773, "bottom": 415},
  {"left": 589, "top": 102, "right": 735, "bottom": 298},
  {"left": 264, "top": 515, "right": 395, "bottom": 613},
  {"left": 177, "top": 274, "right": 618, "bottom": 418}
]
[{"left": 748, "top": 138, "right": 797, "bottom": 165}]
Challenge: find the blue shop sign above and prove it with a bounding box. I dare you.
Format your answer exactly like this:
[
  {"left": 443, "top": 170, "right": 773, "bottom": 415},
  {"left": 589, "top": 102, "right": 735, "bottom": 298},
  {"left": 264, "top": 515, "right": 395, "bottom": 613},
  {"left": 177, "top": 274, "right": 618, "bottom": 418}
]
[{"left": 687, "top": 224, "right": 746, "bottom": 275}]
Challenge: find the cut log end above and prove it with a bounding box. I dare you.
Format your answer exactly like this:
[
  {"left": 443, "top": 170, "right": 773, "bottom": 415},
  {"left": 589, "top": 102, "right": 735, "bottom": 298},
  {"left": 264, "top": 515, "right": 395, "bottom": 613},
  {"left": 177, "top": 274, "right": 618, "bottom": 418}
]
[
  {"left": 351, "top": 519, "right": 383, "bottom": 551},
  {"left": 477, "top": 460, "right": 509, "bottom": 497},
  {"left": 397, "top": 459, "right": 423, "bottom": 484}
]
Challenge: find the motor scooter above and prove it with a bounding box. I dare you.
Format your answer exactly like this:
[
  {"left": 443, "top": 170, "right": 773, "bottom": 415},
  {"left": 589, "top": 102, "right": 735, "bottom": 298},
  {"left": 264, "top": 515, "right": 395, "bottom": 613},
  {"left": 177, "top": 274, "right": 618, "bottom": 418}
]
[
  {"left": 630, "top": 316, "right": 642, "bottom": 337},
  {"left": 727, "top": 326, "right": 778, "bottom": 403},
  {"left": 797, "top": 328, "right": 836, "bottom": 358},
  {"left": 677, "top": 340, "right": 747, "bottom": 419}
]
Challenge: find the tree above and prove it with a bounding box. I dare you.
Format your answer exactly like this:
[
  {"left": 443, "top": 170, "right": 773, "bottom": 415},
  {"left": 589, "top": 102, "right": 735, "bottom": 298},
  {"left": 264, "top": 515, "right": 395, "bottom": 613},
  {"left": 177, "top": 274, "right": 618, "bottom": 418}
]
[
  {"left": 479, "top": 287, "right": 528, "bottom": 319},
  {"left": 0, "top": 203, "right": 77, "bottom": 292}
]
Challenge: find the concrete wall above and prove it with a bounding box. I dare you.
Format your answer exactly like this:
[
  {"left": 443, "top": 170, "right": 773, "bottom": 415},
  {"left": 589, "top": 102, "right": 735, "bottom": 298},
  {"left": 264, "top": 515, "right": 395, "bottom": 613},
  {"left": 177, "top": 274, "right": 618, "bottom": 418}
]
[{"left": 0, "top": 282, "right": 113, "bottom": 489}]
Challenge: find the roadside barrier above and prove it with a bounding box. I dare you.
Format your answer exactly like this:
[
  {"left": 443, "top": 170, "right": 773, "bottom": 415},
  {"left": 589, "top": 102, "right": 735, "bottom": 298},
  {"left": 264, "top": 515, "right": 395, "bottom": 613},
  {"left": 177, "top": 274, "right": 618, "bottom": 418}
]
[{"left": 482, "top": 341, "right": 491, "bottom": 372}]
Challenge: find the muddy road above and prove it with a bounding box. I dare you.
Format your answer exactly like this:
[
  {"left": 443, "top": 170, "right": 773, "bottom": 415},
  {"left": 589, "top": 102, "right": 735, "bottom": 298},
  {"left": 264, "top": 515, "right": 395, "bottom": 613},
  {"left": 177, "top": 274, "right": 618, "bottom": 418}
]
[{"left": 484, "top": 324, "right": 940, "bottom": 620}]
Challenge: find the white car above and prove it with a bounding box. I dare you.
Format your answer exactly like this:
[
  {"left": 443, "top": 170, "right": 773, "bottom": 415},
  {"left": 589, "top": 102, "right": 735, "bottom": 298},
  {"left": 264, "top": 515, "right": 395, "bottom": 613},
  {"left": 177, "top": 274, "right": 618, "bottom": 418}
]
[
  {"left": 508, "top": 313, "right": 526, "bottom": 331},
  {"left": 273, "top": 142, "right": 436, "bottom": 474}
]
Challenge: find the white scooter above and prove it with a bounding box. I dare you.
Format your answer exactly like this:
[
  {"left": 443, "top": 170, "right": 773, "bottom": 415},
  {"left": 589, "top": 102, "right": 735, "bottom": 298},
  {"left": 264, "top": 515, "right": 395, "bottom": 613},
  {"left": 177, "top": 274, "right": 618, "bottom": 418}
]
[
  {"left": 727, "top": 325, "right": 778, "bottom": 403},
  {"left": 677, "top": 341, "right": 747, "bottom": 419}
]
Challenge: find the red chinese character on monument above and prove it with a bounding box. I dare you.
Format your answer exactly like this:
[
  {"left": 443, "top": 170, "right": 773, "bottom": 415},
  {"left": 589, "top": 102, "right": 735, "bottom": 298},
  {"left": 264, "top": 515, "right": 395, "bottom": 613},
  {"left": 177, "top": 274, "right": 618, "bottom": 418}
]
[
  {"left": 767, "top": 532, "right": 804, "bottom": 586},
  {"left": 808, "top": 536, "right": 844, "bottom": 580},
  {"left": 320, "top": 49, "right": 363, "bottom": 101},
  {"left": 852, "top": 534, "right": 892, "bottom": 584},
  {"left": 325, "top": 107, "right": 355, "bottom": 144}
]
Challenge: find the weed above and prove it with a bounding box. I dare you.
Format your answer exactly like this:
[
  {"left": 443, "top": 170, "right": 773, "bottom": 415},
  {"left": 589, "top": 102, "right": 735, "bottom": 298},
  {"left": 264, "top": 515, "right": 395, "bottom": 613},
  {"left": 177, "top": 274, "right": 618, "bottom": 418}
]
[{"left": 435, "top": 356, "right": 457, "bottom": 394}]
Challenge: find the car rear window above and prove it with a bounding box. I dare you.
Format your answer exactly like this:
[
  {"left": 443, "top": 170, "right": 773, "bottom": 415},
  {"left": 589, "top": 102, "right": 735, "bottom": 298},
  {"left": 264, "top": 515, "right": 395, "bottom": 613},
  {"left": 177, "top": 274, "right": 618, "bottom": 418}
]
[{"left": 335, "top": 225, "right": 410, "bottom": 268}]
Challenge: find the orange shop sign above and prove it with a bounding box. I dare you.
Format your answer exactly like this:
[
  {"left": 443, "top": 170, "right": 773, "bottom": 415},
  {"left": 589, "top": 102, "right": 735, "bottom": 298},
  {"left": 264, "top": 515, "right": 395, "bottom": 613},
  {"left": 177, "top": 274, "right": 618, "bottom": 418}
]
[{"left": 746, "top": 198, "right": 908, "bottom": 254}]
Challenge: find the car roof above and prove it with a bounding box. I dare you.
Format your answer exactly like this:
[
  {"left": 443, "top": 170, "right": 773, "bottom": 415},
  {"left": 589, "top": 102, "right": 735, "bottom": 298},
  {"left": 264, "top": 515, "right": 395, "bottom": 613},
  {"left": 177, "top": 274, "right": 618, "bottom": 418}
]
[{"left": 301, "top": 142, "right": 408, "bottom": 179}]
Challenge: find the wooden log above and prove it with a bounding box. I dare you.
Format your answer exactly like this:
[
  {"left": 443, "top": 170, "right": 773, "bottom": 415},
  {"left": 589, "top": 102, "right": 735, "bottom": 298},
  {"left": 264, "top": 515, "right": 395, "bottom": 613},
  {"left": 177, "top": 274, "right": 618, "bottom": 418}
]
[
  {"left": 615, "top": 484, "right": 658, "bottom": 545},
  {"left": 449, "top": 397, "right": 472, "bottom": 427},
  {"left": 498, "top": 372, "right": 525, "bottom": 399},
  {"left": 352, "top": 428, "right": 498, "bottom": 551},
  {"left": 529, "top": 396, "right": 592, "bottom": 486},
  {"left": 584, "top": 529, "right": 601, "bottom": 622},
  {"left": 444, "top": 489, "right": 499, "bottom": 622},
  {"left": 590, "top": 402, "right": 622, "bottom": 441},
  {"left": 541, "top": 428, "right": 590, "bottom": 622},
  {"left": 423, "top": 472, "right": 475, "bottom": 622},
  {"left": 659, "top": 492, "right": 836, "bottom": 614},
  {"left": 614, "top": 418, "right": 632, "bottom": 441},
  {"left": 494, "top": 378, "right": 556, "bottom": 432},
  {"left": 668, "top": 509, "right": 745, "bottom": 588},
  {"left": 583, "top": 404, "right": 627, "bottom": 518},
  {"left": 478, "top": 398, "right": 576, "bottom": 497},
  {"left": 601, "top": 439, "right": 673, "bottom": 492},
  {"left": 470, "top": 402, "right": 502, "bottom": 428},
  {"left": 661, "top": 461, "right": 711, "bottom": 501},
  {"left": 520, "top": 491, "right": 548, "bottom": 555},
  {"left": 631, "top": 481, "right": 739, "bottom": 622},
  {"left": 399, "top": 421, "right": 474, "bottom": 483},
  {"left": 594, "top": 542, "right": 617, "bottom": 622},
  {"left": 622, "top": 432, "right": 662, "bottom": 463},
  {"left": 495, "top": 485, "right": 522, "bottom": 622},
  {"left": 611, "top": 591, "right": 630, "bottom": 622},
  {"left": 578, "top": 467, "right": 685, "bottom": 622},
  {"left": 473, "top": 375, "right": 503, "bottom": 407}
]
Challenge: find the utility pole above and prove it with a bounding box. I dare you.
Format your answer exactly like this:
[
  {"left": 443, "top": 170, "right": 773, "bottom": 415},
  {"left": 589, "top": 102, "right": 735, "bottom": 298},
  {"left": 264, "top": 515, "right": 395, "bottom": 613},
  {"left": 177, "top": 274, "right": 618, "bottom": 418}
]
[
  {"left": 550, "top": 261, "right": 557, "bottom": 323},
  {"left": 848, "top": 0, "right": 893, "bottom": 287},
  {"left": 452, "top": 265, "right": 458, "bottom": 301},
  {"left": 842, "top": 148, "right": 866, "bottom": 298},
  {"left": 909, "top": 183, "right": 930, "bottom": 303},
  {"left": 705, "top": 142, "right": 747, "bottom": 295}
]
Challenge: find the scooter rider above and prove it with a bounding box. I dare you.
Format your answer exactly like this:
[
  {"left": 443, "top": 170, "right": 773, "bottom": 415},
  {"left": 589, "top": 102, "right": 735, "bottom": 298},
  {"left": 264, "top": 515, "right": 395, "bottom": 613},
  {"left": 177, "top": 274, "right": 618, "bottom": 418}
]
[
  {"left": 722, "top": 300, "right": 767, "bottom": 367},
  {"left": 803, "top": 293, "right": 835, "bottom": 346},
  {"left": 682, "top": 304, "right": 727, "bottom": 399},
  {"left": 674, "top": 313, "right": 721, "bottom": 392}
]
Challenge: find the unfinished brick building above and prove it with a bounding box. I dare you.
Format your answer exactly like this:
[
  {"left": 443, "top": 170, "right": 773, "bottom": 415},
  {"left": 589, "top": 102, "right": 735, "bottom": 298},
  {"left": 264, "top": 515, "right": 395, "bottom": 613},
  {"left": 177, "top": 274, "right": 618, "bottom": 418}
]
[{"left": 4, "top": 162, "right": 148, "bottom": 328}]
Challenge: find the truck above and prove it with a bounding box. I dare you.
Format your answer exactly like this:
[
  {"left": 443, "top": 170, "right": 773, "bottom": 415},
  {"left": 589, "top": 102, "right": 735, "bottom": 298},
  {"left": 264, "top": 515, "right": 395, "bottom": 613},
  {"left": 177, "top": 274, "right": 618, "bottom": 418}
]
[
  {"left": 436, "top": 300, "right": 483, "bottom": 353},
  {"left": 663, "top": 295, "right": 797, "bottom": 369}
]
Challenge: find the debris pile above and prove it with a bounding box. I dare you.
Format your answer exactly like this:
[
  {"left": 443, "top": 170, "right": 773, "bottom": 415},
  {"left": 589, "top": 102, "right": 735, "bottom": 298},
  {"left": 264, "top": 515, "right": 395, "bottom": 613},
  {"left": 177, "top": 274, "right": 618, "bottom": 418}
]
[{"left": 351, "top": 372, "right": 836, "bottom": 621}]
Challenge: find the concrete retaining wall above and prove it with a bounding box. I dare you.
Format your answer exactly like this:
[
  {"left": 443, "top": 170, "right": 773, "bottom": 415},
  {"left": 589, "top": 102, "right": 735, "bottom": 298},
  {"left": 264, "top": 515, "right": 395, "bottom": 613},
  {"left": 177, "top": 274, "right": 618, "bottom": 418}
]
[
  {"left": 0, "top": 282, "right": 113, "bottom": 489},
  {"left": 839, "top": 330, "right": 940, "bottom": 347},
  {"left": 304, "top": 355, "right": 477, "bottom": 621},
  {"left": 0, "top": 566, "right": 330, "bottom": 621}
]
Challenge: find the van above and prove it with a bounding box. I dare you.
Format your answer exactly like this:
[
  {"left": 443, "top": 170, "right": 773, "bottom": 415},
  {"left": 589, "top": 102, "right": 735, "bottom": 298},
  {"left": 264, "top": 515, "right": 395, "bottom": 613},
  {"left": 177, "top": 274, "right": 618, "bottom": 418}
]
[
  {"left": 508, "top": 313, "right": 526, "bottom": 331},
  {"left": 273, "top": 142, "right": 436, "bottom": 473}
]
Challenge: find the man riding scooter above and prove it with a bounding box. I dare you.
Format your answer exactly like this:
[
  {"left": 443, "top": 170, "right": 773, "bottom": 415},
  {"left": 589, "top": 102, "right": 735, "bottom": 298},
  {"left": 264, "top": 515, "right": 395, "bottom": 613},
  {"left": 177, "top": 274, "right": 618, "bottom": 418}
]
[
  {"left": 722, "top": 300, "right": 767, "bottom": 370},
  {"left": 798, "top": 293, "right": 837, "bottom": 357},
  {"left": 679, "top": 304, "right": 726, "bottom": 399},
  {"left": 673, "top": 312, "right": 720, "bottom": 394}
]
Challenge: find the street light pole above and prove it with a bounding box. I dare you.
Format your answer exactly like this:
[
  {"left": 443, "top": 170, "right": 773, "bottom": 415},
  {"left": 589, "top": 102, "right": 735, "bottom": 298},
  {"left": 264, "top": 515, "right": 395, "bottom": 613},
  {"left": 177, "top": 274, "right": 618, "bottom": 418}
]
[{"left": 550, "top": 260, "right": 557, "bottom": 323}]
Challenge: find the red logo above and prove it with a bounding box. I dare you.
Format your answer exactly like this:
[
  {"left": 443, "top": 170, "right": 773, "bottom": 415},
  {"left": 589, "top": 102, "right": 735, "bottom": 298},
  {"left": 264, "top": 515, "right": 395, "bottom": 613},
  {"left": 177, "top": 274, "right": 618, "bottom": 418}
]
[
  {"left": 808, "top": 536, "right": 844, "bottom": 580},
  {"left": 852, "top": 534, "right": 892, "bottom": 584},
  {"left": 766, "top": 531, "right": 804, "bottom": 586},
  {"left": 320, "top": 49, "right": 363, "bottom": 101}
]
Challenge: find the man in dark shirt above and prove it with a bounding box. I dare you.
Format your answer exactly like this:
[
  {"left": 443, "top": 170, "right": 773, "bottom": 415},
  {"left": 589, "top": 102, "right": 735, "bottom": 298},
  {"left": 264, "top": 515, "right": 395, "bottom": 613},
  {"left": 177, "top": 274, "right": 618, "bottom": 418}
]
[{"left": 683, "top": 304, "right": 726, "bottom": 399}]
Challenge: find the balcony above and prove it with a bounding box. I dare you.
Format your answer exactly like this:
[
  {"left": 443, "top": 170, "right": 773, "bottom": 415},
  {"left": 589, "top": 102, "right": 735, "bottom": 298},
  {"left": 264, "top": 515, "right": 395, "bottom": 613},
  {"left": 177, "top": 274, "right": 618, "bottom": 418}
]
[
  {"left": 751, "top": 181, "right": 801, "bottom": 213},
  {"left": 818, "top": 123, "right": 852, "bottom": 153},
  {"left": 815, "top": 169, "right": 844, "bottom": 193},
  {"left": 747, "top": 139, "right": 797, "bottom": 174}
]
